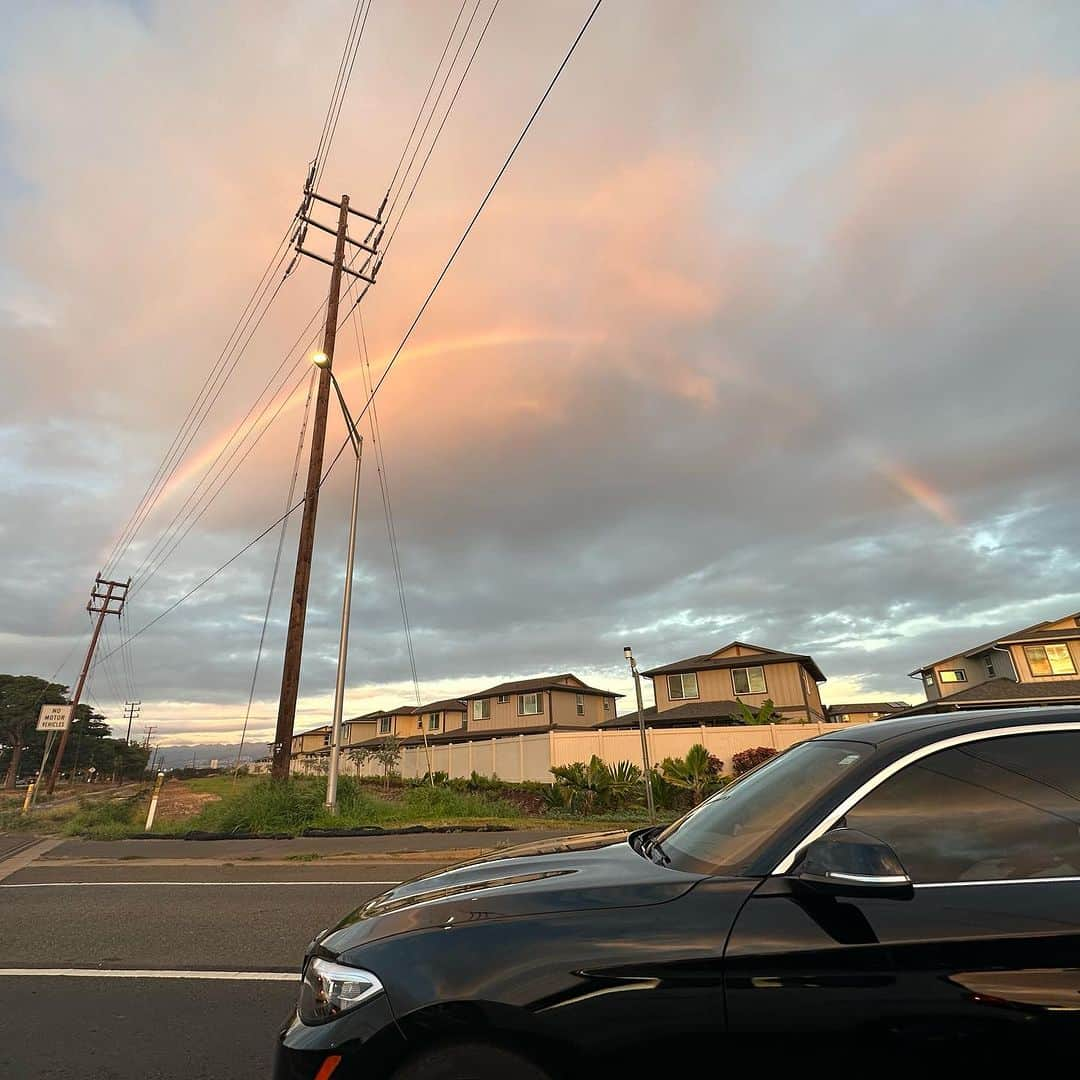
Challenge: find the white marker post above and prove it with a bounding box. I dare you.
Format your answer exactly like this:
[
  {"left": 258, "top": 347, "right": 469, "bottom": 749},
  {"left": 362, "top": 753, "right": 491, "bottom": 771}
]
[{"left": 144, "top": 772, "right": 166, "bottom": 831}]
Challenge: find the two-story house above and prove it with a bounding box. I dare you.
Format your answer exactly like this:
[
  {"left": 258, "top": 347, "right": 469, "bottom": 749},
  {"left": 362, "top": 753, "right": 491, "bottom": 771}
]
[
  {"left": 903, "top": 610, "right": 1080, "bottom": 715},
  {"left": 602, "top": 641, "right": 827, "bottom": 728},
  {"left": 460, "top": 675, "right": 620, "bottom": 735}
]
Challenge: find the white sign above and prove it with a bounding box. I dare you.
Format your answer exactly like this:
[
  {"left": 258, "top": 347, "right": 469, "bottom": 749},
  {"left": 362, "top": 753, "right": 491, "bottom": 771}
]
[{"left": 37, "top": 705, "right": 74, "bottom": 732}]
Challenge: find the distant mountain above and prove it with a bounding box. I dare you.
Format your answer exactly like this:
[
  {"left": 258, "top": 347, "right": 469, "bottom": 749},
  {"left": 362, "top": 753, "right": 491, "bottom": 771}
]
[{"left": 152, "top": 743, "right": 272, "bottom": 770}]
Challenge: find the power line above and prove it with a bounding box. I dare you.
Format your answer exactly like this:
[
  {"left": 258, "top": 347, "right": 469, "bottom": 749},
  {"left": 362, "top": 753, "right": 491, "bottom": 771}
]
[{"left": 97, "top": 0, "right": 605, "bottom": 664}]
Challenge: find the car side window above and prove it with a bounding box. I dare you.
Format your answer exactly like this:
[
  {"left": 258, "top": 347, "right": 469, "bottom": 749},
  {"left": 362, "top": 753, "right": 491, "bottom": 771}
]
[{"left": 843, "top": 732, "right": 1080, "bottom": 884}]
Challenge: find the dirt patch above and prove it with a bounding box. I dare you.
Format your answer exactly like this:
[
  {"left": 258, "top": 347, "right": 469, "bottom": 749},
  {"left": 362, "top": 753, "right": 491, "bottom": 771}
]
[{"left": 154, "top": 780, "right": 220, "bottom": 821}]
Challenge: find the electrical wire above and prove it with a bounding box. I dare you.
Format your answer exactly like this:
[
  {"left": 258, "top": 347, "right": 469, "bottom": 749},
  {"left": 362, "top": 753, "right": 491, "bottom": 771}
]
[{"left": 96, "top": 0, "right": 605, "bottom": 664}]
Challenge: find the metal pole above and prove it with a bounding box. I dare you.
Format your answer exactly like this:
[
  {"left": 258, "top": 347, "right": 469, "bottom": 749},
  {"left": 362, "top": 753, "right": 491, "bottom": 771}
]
[
  {"left": 272, "top": 196, "right": 352, "bottom": 781},
  {"left": 626, "top": 650, "right": 656, "bottom": 823},
  {"left": 326, "top": 383, "right": 362, "bottom": 815},
  {"left": 29, "top": 732, "right": 56, "bottom": 811}
]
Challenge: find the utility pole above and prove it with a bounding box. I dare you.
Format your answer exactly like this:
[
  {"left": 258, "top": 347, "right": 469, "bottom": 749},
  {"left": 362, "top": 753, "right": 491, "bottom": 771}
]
[
  {"left": 123, "top": 701, "right": 141, "bottom": 743},
  {"left": 270, "top": 185, "right": 382, "bottom": 780},
  {"left": 142, "top": 725, "right": 156, "bottom": 750},
  {"left": 47, "top": 575, "right": 130, "bottom": 794}
]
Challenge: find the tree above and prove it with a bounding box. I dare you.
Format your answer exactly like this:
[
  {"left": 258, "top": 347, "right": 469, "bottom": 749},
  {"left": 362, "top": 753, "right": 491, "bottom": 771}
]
[
  {"left": 350, "top": 736, "right": 403, "bottom": 791},
  {"left": 659, "top": 744, "right": 722, "bottom": 805},
  {"left": 734, "top": 698, "right": 779, "bottom": 726},
  {"left": 0, "top": 675, "right": 68, "bottom": 789}
]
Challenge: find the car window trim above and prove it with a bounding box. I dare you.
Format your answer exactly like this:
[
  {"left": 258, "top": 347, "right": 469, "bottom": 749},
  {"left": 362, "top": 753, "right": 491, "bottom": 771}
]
[
  {"left": 771, "top": 721, "right": 1080, "bottom": 875},
  {"left": 915, "top": 875, "right": 1080, "bottom": 889}
]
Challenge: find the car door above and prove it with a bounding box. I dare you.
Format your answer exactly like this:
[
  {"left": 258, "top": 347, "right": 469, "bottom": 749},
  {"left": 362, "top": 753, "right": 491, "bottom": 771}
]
[{"left": 723, "top": 727, "right": 1080, "bottom": 1039}]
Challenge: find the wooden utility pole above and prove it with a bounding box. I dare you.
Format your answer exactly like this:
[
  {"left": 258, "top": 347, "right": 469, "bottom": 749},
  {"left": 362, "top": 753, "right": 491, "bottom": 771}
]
[
  {"left": 47, "top": 575, "right": 130, "bottom": 794},
  {"left": 271, "top": 190, "right": 382, "bottom": 780}
]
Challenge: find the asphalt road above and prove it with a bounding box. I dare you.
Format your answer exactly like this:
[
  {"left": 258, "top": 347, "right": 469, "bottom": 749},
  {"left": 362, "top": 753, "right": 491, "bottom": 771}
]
[{"left": 0, "top": 830, "right": 561, "bottom": 1079}]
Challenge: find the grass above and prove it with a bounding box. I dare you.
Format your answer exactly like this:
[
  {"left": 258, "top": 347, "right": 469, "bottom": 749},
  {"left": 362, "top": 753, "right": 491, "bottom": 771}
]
[{"left": 7, "top": 775, "right": 653, "bottom": 839}]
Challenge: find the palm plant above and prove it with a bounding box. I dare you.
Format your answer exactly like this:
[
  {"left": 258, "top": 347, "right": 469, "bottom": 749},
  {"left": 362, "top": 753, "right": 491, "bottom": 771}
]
[
  {"left": 735, "top": 698, "right": 778, "bottom": 725},
  {"left": 659, "top": 744, "right": 721, "bottom": 805}
]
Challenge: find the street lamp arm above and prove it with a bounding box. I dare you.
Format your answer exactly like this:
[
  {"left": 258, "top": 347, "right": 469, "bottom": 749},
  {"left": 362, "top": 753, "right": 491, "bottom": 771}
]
[{"left": 327, "top": 370, "right": 362, "bottom": 455}]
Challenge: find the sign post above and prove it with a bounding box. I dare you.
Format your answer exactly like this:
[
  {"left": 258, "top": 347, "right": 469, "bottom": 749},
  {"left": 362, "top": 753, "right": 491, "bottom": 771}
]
[{"left": 26, "top": 706, "right": 75, "bottom": 811}]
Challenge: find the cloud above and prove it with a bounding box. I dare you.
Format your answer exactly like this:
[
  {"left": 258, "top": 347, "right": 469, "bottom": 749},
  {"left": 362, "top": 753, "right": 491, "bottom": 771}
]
[{"left": 1, "top": 2, "right": 1079, "bottom": 743}]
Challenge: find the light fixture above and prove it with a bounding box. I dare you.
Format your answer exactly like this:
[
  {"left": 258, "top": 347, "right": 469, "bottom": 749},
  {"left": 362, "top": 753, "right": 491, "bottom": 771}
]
[{"left": 312, "top": 351, "right": 330, "bottom": 369}]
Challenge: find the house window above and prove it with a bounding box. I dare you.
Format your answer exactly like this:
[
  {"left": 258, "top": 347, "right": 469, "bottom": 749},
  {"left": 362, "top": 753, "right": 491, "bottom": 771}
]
[
  {"left": 984, "top": 655, "right": 996, "bottom": 678},
  {"left": 667, "top": 672, "right": 699, "bottom": 700},
  {"left": 322, "top": 732, "right": 331, "bottom": 746},
  {"left": 576, "top": 694, "right": 585, "bottom": 716},
  {"left": 428, "top": 712, "right": 440, "bottom": 731},
  {"left": 923, "top": 671, "right": 935, "bottom": 687},
  {"left": 731, "top": 666, "right": 767, "bottom": 695},
  {"left": 603, "top": 698, "right": 611, "bottom": 712},
  {"left": 1025, "top": 644, "right": 1077, "bottom": 677},
  {"left": 497, "top": 694, "right": 510, "bottom": 704},
  {"left": 378, "top": 717, "right": 392, "bottom": 735},
  {"left": 939, "top": 669, "right": 967, "bottom": 684},
  {"left": 473, "top": 699, "right": 491, "bottom": 720},
  {"left": 519, "top": 693, "right": 542, "bottom": 716}
]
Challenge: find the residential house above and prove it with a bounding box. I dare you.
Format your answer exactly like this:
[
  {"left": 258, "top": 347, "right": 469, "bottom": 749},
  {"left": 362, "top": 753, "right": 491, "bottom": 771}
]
[
  {"left": 902, "top": 610, "right": 1080, "bottom": 715},
  {"left": 289, "top": 724, "right": 332, "bottom": 772},
  {"left": 460, "top": 675, "right": 620, "bottom": 736},
  {"left": 602, "top": 641, "right": 826, "bottom": 728},
  {"left": 825, "top": 701, "right": 911, "bottom": 724}
]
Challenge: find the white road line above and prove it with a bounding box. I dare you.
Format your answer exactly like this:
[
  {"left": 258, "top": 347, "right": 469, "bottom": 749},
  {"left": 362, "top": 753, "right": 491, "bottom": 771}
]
[
  {"left": 0, "top": 880, "right": 400, "bottom": 888},
  {"left": 0, "top": 968, "right": 298, "bottom": 981}
]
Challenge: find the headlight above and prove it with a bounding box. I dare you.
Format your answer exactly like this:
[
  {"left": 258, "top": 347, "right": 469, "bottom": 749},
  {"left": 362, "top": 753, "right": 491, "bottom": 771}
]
[{"left": 298, "top": 957, "right": 384, "bottom": 1025}]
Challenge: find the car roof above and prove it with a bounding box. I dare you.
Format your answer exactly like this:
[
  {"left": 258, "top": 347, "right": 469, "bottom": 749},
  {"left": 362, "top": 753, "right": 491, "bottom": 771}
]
[{"left": 814, "top": 705, "right": 1080, "bottom": 750}]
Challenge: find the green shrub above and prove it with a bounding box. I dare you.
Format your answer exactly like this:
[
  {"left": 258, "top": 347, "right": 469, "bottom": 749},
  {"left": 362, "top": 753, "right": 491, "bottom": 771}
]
[{"left": 63, "top": 794, "right": 142, "bottom": 839}]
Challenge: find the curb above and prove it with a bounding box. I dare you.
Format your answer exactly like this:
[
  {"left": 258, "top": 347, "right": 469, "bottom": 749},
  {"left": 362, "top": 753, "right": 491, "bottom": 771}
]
[{"left": 124, "top": 824, "right": 515, "bottom": 841}]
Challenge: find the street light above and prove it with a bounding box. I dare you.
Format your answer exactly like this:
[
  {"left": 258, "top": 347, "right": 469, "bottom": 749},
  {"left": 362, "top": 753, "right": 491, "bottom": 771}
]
[
  {"left": 313, "top": 351, "right": 363, "bottom": 815},
  {"left": 624, "top": 645, "right": 656, "bottom": 823}
]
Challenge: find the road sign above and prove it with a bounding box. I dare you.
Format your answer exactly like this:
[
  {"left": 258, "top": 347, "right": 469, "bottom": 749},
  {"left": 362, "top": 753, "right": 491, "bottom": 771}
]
[{"left": 37, "top": 704, "right": 74, "bottom": 732}]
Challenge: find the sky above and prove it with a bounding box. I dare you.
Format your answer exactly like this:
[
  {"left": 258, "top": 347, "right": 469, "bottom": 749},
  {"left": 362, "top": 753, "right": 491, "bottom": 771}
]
[{"left": 1, "top": 1, "right": 1078, "bottom": 749}]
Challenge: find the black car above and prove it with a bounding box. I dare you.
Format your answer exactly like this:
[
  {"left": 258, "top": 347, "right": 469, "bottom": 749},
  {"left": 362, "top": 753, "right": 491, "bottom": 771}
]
[{"left": 275, "top": 707, "right": 1080, "bottom": 1076}]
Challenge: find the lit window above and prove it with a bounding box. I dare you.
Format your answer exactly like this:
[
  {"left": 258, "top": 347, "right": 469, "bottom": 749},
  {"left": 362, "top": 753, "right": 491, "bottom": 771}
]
[
  {"left": 939, "top": 670, "right": 967, "bottom": 684},
  {"left": 473, "top": 699, "right": 491, "bottom": 720},
  {"left": 576, "top": 694, "right": 585, "bottom": 716},
  {"left": 667, "top": 673, "right": 699, "bottom": 700},
  {"left": 1025, "top": 644, "right": 1077, "bottom": 677},
  {"left": 519, "top": 693, "right": 542, "bottom": 716},
  {"left": 731, "top": 666, "right": 767, "bottom": 695}
]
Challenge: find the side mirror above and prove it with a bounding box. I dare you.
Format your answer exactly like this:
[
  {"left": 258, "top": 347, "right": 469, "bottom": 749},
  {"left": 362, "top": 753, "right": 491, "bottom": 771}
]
[{"left": 790, "top": 828, "right": 913, "bottom": 900}]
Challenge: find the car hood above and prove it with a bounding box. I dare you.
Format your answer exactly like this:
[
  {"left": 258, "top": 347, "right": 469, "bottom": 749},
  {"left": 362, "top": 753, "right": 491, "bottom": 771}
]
[{"left": 320, "top": 830, "right": 703, "bottom": 954}]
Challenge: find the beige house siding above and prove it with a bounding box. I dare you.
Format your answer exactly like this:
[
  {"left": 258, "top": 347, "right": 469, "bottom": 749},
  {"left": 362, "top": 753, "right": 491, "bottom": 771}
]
[
  {"left": 1008, "top": 638, "right": 1080, "bottom": 683},
  {"left": 928, "top": 655, "right": 996, "bottom": 698},
  {"left": 654, "top": 659, "right": 820, "bottom": 721}
]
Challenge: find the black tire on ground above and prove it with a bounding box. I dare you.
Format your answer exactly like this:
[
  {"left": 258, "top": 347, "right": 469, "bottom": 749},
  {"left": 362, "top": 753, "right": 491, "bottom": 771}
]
[{"left": 389, "top": 1040, "right": 553, "bottom": 1080}]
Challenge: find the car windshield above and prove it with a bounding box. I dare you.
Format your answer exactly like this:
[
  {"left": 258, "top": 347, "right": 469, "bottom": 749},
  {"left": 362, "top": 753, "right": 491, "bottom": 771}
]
[{"left": 652, "top": 741, "right": 869, "bottom": 875}]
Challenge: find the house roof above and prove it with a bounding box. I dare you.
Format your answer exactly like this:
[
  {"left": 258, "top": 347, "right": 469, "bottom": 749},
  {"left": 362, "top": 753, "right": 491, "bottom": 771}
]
[
  {"left": 826, "top": 702, "right": 911, "bottom": 715},
  {"left": 891, "top": 677, "right": 1080, "bottom": 716},
  {"left": 997, "top": 628, "right": 1080, "bottom": 645},
  {"left": 463, "top": 674, "right": 621, "bottom": 700},
  {"left": 641, "top": 642, "right": 826, "bottom": 683},
  {"left": 909, "top": 612, "right": 1080, "bottom": 675},
  {"left": 396, "top": 724, "right": 583, "bottom": 746},
  {"left": 596, "top": 700, "right": 789, "bottom": 729},
  {"left": 293, "top": 725, "right": 331, "bottom": 738},
  {"left": 414, "top": 698, "right": 467, "bottom": 713}
]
